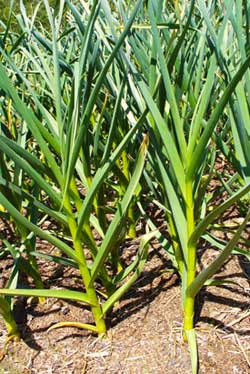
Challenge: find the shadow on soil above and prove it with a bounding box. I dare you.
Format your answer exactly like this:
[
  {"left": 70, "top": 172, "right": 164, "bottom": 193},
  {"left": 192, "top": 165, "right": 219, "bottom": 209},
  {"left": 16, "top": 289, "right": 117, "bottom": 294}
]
[
  {"left": 238, "top": 254, "right": 250, "bottom": 280},
  {"left": 196, "top": 275, "right": 250, "bottom": 336},
  {"left": 12, "top": 248, "right": 250, "bottom": 348},
  {"left": 13, "top": 300, "right": 43, "bottom": 351}
]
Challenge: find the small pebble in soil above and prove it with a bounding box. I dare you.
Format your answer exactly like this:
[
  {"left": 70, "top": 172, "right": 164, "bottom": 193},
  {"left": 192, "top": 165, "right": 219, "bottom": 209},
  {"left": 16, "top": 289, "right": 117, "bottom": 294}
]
[{"left": 61, "top": 306, "right": 70, "bottom": 315}]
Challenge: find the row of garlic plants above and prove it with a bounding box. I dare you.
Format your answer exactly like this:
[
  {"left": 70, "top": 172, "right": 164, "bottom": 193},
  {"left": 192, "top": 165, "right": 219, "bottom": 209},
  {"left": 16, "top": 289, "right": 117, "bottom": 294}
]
[{"left": 1, "top": 1, "right": 250, "bottom": 372}]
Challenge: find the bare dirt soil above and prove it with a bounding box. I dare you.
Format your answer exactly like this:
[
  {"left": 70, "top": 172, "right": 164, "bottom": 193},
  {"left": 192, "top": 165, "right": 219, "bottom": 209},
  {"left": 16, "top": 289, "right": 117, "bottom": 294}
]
[{"left": 0, "top": 234, "right": 250, "bottom": 374}]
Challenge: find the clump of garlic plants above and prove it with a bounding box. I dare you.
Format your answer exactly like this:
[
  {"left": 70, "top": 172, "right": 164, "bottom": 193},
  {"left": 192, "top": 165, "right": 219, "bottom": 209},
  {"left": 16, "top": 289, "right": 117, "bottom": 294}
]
[
  {"left": 0, "top": 0, "right": 151, "bottom": 339},
  {"left": 122, "top": 0, "right": 250, "bottom": 372}
]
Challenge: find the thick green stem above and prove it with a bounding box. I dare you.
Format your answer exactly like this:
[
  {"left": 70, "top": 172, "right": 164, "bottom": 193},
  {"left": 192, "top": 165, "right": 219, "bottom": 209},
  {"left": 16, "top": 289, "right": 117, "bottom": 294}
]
[
  {"left": 94, "top": 185, "right": 108, "bottom": 234},
  {"left": 121, "top": 150, "right": 137, "bottom": 238},
  {"left": 64, "top": 196, "right": 106, "bottom": 336},
  {"left": 0, "top": 297, "right": 19, "bottom": 338},
  {"left": 3, "top": 315, "right": 19, "bottom": 338},
  {"left": 183, "top": 180, "right": 196, "bottom": 339},
  {"left": 127, "top": 204, "right": 136, "bottom": 238},
  {"left": 183, "top": 294, "right": 195, "bottom": 335},
  {"left": 69, "top": 178, "right": 112, "bottom": 292}
]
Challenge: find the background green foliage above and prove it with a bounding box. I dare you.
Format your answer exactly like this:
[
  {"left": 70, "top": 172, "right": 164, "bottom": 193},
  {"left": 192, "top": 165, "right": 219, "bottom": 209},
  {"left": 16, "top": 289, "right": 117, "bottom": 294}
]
[{"left": 0, "top": 0, "right": 56, "bottom": 25}]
